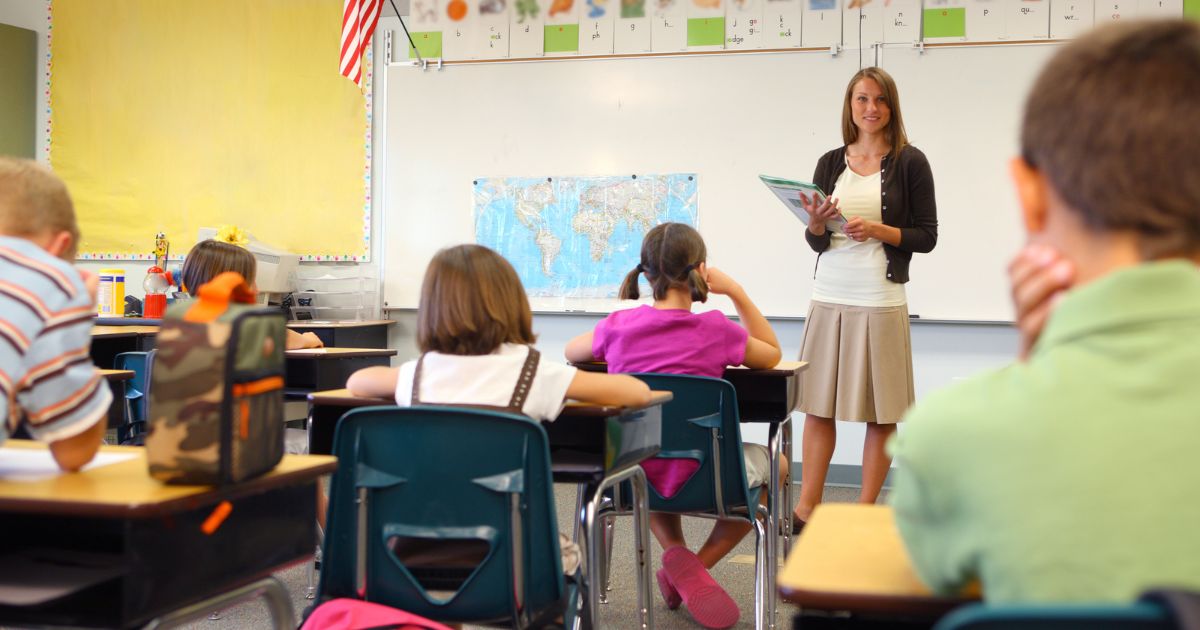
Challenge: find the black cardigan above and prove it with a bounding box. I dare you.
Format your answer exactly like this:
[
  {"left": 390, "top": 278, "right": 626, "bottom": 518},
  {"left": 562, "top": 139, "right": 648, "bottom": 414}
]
[{"left": 803, "top": 144, "right": 938, "bottom": 284}]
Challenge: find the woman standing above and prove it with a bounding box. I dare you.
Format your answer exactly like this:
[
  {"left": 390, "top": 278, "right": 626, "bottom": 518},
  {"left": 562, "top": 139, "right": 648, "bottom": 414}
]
[{"left": 792, "top": 67, "right": 937, "bottom": 530}]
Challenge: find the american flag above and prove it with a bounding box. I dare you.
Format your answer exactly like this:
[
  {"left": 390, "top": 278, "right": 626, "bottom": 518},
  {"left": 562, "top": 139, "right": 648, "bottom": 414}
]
[{"left": 341, "top": 0, "right": 383, "bottom": 87}]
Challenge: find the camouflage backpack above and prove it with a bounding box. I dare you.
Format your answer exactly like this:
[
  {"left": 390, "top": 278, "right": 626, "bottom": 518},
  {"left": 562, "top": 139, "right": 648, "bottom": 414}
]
[{"left": 146, "top": 272, "right": 286, "bottom": 484}]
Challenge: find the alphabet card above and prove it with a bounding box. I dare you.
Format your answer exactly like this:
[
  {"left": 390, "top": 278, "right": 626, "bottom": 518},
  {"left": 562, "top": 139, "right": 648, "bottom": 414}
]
[
  {"left": 476, "top": 0, "right": 512, "bottom": 57},
  {"left": 1049, "top": 0, "right": 1092, "bottom": 38},
  {"left": 1004, "top": 0, "right": 1049, "bottom": 39},
  {"left": 442, "top": 0, "right": 477, "bottom": 58},
  {"left": 967, "top": 0, "right": 1003, "bottom": 40},
  {"left": 651, "top": 0, "right": 688, "bottom": 51},
  {"left": 1094, "top": 0, "right": 1135, "bottom": 23},
  {"left": 843, "top": 0, "right": 884, "bottom": 48},
  {"left": 1138, "top": 0, "right": 1182, "bottom": 16},
  {"left": 580, "top": 0, "right": 617, "bottom": 53},
  {"left": 544, "top": 0, "right": 581, "bottom": 55},
  {"left": 408, "top": 0, "right": 446, "bottom": 58},
  {"left": 615, "top": 0, "right": 652, "bottom": 51},
  {"left": 764, "top": 0, "right": 803, "bottom": 47},
  {"left": 687, "top": 0, "right": 726, "bottom": 50},
  {"left": 922, "top": 0, "right": 968, "bottom": 41},
  {"left": 803, "top": 0, "right": 842, "bottom": 47},
  {"left": 510, "top": 0, "right": 545, "bottom": 56},
  {"left": 726, "top": 0, "right": 764, "bottom": 49},
  {"left": 883, "top": 0, "right": 920, "bottom": 43}
]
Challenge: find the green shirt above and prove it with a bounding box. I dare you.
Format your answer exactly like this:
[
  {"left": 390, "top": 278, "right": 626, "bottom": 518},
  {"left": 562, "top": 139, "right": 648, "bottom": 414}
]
[{"left": 890, "top": 260, "right": 1200, "bottom": 603}]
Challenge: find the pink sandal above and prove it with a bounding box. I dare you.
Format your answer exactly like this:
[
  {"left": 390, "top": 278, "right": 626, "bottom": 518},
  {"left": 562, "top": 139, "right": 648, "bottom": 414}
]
[
  {"left": 661, "top": 546, "right": 739, "bottom": 629},
  {"left": 657, "top": 567, "right": 682, "bottom": 609}
]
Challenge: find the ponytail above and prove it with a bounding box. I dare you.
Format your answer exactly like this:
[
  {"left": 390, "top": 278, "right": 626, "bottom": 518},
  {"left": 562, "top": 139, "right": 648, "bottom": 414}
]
[
  {"left": 618, "top": 264, "right": 643, "bottom": 300},
  {"left": 687, "top": 267, "right": 709, "bottom": 303}
]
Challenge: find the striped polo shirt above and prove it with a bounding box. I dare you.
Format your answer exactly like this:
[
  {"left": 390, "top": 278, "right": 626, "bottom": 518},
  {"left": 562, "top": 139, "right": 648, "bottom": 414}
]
[{"left": 0, "top": 235, "right": 111, "bottom": 445}]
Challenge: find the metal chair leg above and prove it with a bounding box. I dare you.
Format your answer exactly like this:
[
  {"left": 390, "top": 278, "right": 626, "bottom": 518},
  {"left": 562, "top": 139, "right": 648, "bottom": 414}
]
[
  {"left": 752, "top": 504, "right": 770, "bottom": 630},
  {"left": 629, "top": 467, "right": 653, "bottom": 630},
  {"left": 143, "top": 576, "right": 295, "bottom": 630}
]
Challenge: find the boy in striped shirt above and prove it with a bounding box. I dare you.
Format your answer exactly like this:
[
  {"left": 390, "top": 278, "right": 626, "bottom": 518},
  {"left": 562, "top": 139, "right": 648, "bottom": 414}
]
[{"left": 0, "top": 157, "right": 110, "bottom": 471}]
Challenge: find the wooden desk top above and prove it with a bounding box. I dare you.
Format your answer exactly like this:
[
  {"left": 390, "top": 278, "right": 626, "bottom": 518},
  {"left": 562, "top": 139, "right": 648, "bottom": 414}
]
[
  {"left": 99, "top": 369, "right": 135, "bottom": 382},
  {"left": 92, "top": 325, "right": 160, "bottom": 338},
  {"left": 307, "top": 388, "right": 673, "bottom": 416},
  {"left": 0, "top": 441, "right": 337, "bottom": 518},
  {"left": 285, "top": 347, "right": 397, "bottom": 359},
  {"left": 287, "top": 319, "right": 395, "bottom": 329},
  {"left": 778, "top": 504, "right": 979, "bottom": 616}
]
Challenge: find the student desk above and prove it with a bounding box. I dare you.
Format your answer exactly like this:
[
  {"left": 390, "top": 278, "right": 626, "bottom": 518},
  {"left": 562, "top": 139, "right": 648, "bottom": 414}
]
[
  {"left": 0, "top": 441, "right": 336, "bottom": 629},
  {"left": 778, "top": 504, "right": 980, "bottom": 624},
  {"left": 283, "top": 347, "right": 397, "bottom": 397},
  {"left": 89, "top": 325, "right": 159, "bottom": 368},
  {"left": 287, "top": 319, "right": 394, "bottom": 349},
  {"left": 305, "top": 389, "right": 669, "bottom": 630}
]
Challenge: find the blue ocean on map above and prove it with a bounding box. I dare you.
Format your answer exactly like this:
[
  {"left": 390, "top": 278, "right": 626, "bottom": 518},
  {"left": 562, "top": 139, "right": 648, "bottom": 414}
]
[{"left": 474, "top": 174, "right": 699, "bottom": 298}]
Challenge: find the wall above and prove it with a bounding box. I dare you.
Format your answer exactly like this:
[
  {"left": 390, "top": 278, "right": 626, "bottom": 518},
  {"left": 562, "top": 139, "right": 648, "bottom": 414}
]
[{"left": 0, "top": 0, "right": 47, "bottom": 161}]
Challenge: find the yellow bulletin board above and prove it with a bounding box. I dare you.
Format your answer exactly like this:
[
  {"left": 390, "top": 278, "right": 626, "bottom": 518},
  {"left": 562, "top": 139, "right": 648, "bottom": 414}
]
[{"left": 49, "top": 0, "right": 372, "bottom": 261}]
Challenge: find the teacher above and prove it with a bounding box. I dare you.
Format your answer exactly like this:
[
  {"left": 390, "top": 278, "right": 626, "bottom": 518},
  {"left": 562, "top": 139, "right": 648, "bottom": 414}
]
[{"left": 791, "top": 67, "right": 937, "bottom": 531}]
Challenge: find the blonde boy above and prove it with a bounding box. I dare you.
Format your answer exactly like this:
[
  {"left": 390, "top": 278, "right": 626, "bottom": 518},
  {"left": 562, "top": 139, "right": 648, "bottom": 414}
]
[{"left": 0, "top": 157, "right": 110, "bottom": 471}]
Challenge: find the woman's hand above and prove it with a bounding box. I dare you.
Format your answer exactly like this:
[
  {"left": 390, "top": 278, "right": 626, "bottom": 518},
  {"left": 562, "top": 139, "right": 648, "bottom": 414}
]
[
  {"left": 799, "top": 193, "right": 842, "bottom": 235},
  {"left": 843, "top": 216, "right": 877, "bottom": 242},
  {"left": 1008, "top": 244, "right": 1073, "bottom": 360}
]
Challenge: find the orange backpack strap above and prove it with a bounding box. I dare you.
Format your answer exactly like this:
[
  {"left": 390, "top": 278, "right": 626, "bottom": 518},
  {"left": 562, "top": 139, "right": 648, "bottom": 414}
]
[{"left": 184, "top": 272, "right": 257, "bottom": 322}]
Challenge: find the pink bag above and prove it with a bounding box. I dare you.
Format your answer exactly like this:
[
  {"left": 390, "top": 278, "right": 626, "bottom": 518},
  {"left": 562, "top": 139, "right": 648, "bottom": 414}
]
[{"left": 301, "top": 598, "right": 455, "bottom": 630}]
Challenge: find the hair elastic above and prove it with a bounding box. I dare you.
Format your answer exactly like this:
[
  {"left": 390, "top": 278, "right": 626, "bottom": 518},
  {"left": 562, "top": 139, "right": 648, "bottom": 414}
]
[{"left": 636, "top": 263, "right": 645, "bottom": 273}]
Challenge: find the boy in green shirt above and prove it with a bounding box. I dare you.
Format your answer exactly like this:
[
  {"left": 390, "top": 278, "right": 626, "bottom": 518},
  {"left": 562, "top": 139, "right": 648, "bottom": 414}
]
[{"left": 890, "top": 20, "right": 1200, "bottom": 603}]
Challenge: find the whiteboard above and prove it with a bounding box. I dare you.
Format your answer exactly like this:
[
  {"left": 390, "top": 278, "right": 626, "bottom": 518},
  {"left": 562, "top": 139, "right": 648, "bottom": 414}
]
[{"left": 382, "top": 43, "right": 1060, "bottom": 320}]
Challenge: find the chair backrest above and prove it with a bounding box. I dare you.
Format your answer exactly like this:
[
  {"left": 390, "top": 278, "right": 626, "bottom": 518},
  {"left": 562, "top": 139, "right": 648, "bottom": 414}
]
[
  {"left": 934, "top": 602, "right": 1175, "bottom": 630},
  {"left": 113, "top": 350, "right": 157, "bottom": 439},
  {"left": 632, "top": 373, "right": 758, "bottom": 515},
  {"left": 318, "top": 405, "right": 565, "bottom": 627}
]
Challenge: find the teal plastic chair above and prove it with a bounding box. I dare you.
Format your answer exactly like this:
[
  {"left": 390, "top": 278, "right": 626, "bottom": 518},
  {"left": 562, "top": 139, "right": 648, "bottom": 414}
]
[
  {"left": 622, "top": 373, "right": 774, "bottom": 629},
  {"left": 933, "top": 602, "right": 1174, "bottom": 630},
  {"left": 316, "top": 406, "right": 578, "bottom": 629},
  {"left": 113, "top": 350, "right": 156, "bottom": 445}
]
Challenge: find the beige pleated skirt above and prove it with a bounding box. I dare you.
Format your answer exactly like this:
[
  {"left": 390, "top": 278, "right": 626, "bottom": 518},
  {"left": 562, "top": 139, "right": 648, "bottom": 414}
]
[{"left": 797, "top": 300, "right": 915, "bottom": 423}]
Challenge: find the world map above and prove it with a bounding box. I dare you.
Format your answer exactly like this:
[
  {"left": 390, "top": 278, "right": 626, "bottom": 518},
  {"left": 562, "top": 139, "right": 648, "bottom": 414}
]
[{"left": 474, "top": 174, "right": 699, "bottom": 298}]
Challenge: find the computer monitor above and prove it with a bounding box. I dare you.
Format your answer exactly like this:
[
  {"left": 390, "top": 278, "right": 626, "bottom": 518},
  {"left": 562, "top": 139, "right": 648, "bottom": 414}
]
[{"left": 195, "top": 228, "right": 298, "bottom": 295}]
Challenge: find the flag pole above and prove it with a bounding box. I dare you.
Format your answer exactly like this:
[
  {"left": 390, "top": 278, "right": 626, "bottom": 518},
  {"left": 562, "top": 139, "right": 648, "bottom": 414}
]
[{"left": 388, "top": 0, "right": 424, "bottom": 65}]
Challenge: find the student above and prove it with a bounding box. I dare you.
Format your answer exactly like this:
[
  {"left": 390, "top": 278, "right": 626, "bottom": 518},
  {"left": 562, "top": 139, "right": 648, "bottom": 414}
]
[
  {"left": 345, "top": 243, "right": 652, "bottom": 570},
  {"left": 889, "top": 19, "right": 1200, "bottom": 603},
  {"left": 565, "top": 222, "right": 783, "bottom": 630},
  {"left": 0, "top": 157, "right": 110, "bottom": 471},
  {"left": 180, "top": 239, "right": 323, "bottom": 350}
]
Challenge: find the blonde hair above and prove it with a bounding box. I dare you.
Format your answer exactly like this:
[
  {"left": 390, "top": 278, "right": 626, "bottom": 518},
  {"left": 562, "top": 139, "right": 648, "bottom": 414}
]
[
  {"left": 620, "top": 223, "right": 709, "bottom": 303},
  {"left": 841, "top": 67, "right": 909, "bottom": 161},
  {"left": 180, "top": 239, "right": 257, "bottom": 295},
  {"left": 0, "top": 157, "right": 80, "bottom": 259},
  {"left": 417, "top": 244, "right": 537, "bottom": 355}
]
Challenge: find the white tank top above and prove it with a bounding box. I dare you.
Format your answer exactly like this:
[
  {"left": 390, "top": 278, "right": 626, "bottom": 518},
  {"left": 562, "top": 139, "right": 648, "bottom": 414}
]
[{"left": 811, "top": 163, "right": 907, "bottom": 307}]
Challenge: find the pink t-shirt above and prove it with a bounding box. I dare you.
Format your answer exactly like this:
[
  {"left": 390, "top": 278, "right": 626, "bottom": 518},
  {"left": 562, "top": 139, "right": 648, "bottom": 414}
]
[{"left": 592, "top": 305, "right": 749, "bottom": 378}]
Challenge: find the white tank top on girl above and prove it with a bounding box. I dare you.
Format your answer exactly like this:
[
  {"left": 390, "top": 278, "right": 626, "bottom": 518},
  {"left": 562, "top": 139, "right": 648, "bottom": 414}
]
[{"left": 810, "top": 162, "right": 907, "bottom": 308}]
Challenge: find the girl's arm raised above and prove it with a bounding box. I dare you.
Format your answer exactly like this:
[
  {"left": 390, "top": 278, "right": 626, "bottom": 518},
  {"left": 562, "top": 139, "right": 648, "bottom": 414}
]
[
  {"left": 565, "top": 370, "right": 652, "bottom": 408},
  {"left": 346, "top": 366, "right": 400, "bottom": 398},
  {"left": 705, "top": 267, "right": 782, "bottom": 369},
  {"left": 565, "top": 331, "right": 597, "bottom": 363}
]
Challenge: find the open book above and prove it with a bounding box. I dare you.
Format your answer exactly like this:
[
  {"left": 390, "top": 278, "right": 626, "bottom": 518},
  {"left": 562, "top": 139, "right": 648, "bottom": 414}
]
[{"left": 759, "top": 175, "right": 847, "bottom": 233}]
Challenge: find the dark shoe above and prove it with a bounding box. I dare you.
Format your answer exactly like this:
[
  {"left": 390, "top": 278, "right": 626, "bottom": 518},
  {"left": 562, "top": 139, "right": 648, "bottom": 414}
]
[{"left": 790, "top": 517, "right": 807, "bottom": 536}]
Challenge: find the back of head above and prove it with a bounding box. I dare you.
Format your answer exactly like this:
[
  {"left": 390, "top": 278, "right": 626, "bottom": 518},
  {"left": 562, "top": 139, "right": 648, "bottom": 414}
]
[
  {"left": 417, "top": 244, "right": 536, "bottom": 355},
  {"left": 180, "top": 239, "right": 257, "bottom": 296},
  {"left": 620, "top": 222, "right": 709, "bottom": 302},
  {"left": 0, "top": 157, "right": 79, "bottom": 259},
  {"left": 1021, "top": 19, "right": 1200, "bottom": 259}
]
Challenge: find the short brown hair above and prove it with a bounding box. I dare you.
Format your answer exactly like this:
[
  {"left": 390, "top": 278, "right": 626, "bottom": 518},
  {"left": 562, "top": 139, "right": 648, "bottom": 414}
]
[
  {"left": 180, "top": 239, "right": 257, "bottom": 296},
  {"left": 619, "top": 223, "right": 709, "bottom": 303},
  {"left": 841, "top": 67, "right": 909, "bottom": 161},
  {"left": 417, "top": 244, "right": 536, "bottom": 355},
  {"left": 1021, "top": 20, "right": 1200, "bottom": 258},
  {"left": 0, "top": 157, "right": 80, "bottom": 259}
]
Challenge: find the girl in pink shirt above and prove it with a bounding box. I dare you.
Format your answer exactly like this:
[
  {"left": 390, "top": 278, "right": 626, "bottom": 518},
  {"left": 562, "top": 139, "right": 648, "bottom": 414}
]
[{"left": 566, "top": 223, "right": 783, "bottom": 629}]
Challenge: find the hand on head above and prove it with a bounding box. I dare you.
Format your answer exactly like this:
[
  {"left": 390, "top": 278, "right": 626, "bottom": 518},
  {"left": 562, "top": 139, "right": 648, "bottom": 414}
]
[
  {"left": 1008, "top": 243, "right": 1074, "bottom": 360},
  {"left": 703, "top": 266, "right": 740, "bottom": 296}
]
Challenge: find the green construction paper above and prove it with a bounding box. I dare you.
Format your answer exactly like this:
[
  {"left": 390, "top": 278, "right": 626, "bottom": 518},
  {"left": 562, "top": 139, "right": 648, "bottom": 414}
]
[
  {"left": 923, "top": 7, "right": 966, "bottom": 38},
  {"left": 544, "top": 24, "right": 580, "bottom": 53},
  {"left": 408, "top": 31, "right": 443, "bottom": 58},
  {"left": 1185, "top": 0, "right": 1200, "bottom": 20},
  {"left": 687, "top": 17, "right": 725, "bottom": 46}
]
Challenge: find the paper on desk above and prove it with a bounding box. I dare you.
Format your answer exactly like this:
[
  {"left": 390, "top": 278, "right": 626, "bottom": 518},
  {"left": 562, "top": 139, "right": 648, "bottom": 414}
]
[
  {"left": 0, "top": 548, "right": 125, "bottom": 606},
  {"left": 0, "top": 448, "right": 137, "bottom": 482}
]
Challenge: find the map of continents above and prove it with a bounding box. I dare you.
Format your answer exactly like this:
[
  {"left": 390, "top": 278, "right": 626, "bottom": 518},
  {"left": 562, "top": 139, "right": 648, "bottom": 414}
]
[{"left": 474, "top": 174, "right": 699, "bottom": 298}]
